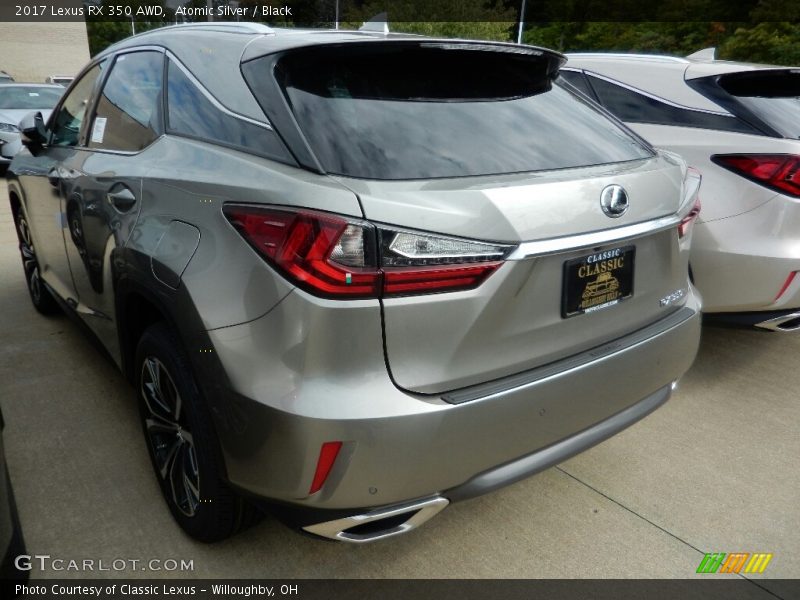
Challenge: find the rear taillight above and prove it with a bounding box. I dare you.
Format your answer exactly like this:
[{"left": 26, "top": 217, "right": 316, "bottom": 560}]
[
  {"left": 712, "top": 154, "right": 800, "bottom": 198},
  {"left": 223, "top": 205, "right": 510, "bottom": 299},
  {"left": 679, "top": 197, "right": 701, "bottom": 238},
  {"left": 679, "top": 167, "right": 702, "bottom": 239}
]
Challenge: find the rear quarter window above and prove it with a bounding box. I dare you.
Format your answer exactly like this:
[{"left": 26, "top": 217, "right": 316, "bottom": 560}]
[
  {"left": 166, "top": 58, "right": 294, "bottom": 164},
  {"left": 585, "top": 73, "right": 757, "bottom": 134}
]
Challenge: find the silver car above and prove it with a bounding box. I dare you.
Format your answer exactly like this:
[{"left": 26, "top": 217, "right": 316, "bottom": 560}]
[
  {"left": 7, "top": 24, "right": 701, "bottom": 543},
  {"left": 564, "top": 51, "right": 800, "bottom": 330},
  {"left": 0, "top": 84, "right": 63, "bottom": 169}
]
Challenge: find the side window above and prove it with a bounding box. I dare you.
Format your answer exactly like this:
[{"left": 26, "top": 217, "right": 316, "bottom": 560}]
[
  {"left": 165, "top": 59, "right": 291, "bottom": 162},
  {"left": 50, "top": 61, "right": 105, "bottom": 147},
  {"left": 559, "top": 70, "right": 596, "bottom": 100},
  {"left": 88, "top": 51, "right": 163, "bottom": 152},
  {"left": 587, "top": 75, "right": 679, "bottom": 123},
  {"left": 586, "top": 73, "right": 756, "bottom": 134}
]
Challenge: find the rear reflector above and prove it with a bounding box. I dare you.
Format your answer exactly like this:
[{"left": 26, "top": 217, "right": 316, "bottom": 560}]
[
  {"left": 309, "top": 441, "right": 343, "bottom": 495},
  {"left": 774, "top": 271, "right": 798, "bottom": 302},
  {"left": 223, "top": 205, "right": 511, "bottom": 299},
  {"left": 712, "top": 154, "right": 800, "bottom": 198}
]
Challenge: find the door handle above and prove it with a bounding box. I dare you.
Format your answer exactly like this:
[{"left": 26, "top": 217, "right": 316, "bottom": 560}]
[{"left": 107, "top": 187, "right": 137, "bottom": 212}]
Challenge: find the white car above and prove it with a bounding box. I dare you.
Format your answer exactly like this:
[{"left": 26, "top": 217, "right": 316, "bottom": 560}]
[
  {"left": 0, "top": 83, "right": 63, "bottom": 169},
  {"left": 563, "top": 50, "right": 800, "bottom": 330}
]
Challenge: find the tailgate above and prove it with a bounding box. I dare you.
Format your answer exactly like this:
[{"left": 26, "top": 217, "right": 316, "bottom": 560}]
[{"left": 343, "top": 155, "right": 694, "bottom": 394}]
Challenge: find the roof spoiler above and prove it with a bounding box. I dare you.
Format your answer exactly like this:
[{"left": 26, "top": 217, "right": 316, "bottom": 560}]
[
  {"left": 687, "top": 48, "right": 716, "bottom": 61},
  {"left": 359, "top": 12, "right": 389, "bottom": 34}
]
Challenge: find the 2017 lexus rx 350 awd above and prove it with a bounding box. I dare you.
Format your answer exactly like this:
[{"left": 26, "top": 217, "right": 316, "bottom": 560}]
[
  {"left": 564, "top": 50, "right": 800, "bottom": 330},
  {"left": 7, "top": 24, "right": 702, "bottom": 542}
]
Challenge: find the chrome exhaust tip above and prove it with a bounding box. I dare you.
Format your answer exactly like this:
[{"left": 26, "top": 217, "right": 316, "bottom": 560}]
[
  {"left": 302, "top": 496, "right": 449, "bottom": 543},
  {"left": 755, "top": 311, "right": 800, "bottom": 332}
]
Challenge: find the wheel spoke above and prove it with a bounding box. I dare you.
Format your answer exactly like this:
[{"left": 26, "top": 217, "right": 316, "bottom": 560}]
[
  {"left": 156, "top": 435, "right": 182, "bottom": 480},
  {"left": 29, "top": 267, "right": 41, "bottom": 302},
  {"left": 140, "top": 353, "right": 199, "bottom": 518},
  {"left": 144, "top": 415, "right": 180, "bottom": 436},
  {"left": 169, "top": 442, "right": 199, "bottom": 517}
]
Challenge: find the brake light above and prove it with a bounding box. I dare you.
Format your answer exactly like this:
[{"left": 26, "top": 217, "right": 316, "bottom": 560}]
[
  {"left": 712, "top": 154, "right": 800, "bottom": 198},
  {"left": 223, "top": 205, "right": 510, "bottom": 299}
]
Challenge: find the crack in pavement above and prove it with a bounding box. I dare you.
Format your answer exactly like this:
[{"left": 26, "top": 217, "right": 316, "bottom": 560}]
[{"left": 556, "top": 466, "right": 786, "bottom": 600}]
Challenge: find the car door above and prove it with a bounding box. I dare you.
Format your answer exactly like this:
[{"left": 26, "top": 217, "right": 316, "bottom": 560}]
[
  {"left": 59, "top": 49, "right": 165, "bottom": 363},
  {"left": 13, "top": 62, "right": 107, "bottom": 303}
]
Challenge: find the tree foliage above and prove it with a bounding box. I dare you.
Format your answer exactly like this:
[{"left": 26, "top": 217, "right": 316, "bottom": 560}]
[{"left": 85, "top": 0, "right": 800, "bottom": 66}]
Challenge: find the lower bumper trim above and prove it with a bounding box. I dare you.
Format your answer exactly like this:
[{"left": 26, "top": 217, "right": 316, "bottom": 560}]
[{"left": 445, "top": 382, "right": 672, "bottom": 502}]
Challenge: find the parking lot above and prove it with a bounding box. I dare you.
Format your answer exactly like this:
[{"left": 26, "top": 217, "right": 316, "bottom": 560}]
[{"left": 0, "top": 177, "right": 797, "bottom": 588}]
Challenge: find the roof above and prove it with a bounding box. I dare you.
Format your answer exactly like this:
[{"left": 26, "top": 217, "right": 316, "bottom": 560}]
[{"left": 96, "top": 23, "right": 562, "bottom": 124}]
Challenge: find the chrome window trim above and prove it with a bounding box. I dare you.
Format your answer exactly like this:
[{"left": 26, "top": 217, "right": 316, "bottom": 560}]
[
  {"left": 82, "top": 47, "right": 167, "bottom": 155},
  {"left": 507, "top": 213, "right": 681, "bottom": 260},
  {"left": 581, "top": 69, "right": 733, "bottom": 117},
  {"left": 164, "top": 49, "right": 273, "bottom": 131}
]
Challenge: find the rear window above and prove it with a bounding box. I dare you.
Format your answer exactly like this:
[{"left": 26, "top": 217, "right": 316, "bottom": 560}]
[
  {"left": 271, "top": 44, "right": 652, "bottom": 180},
  {"left": 0, "top": 86, "right": 63, "bottom": 109},
  {"left": 717, "top": 70, "right": 800, "bottom": 139}
]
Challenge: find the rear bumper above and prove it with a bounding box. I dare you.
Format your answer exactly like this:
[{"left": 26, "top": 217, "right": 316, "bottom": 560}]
[
  {"left": 692, "top": 196, "right": 800, "bottom": 313},
  {"left": 209, "top": 292, "right": 701, "bottom": 515},
  {"left": 300, "top": 382, "right": 673, "bottom": 542}
]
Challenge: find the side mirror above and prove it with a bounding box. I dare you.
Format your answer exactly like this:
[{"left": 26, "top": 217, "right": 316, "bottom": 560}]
[{"left": 19, "top": 111, "right": 48, "bottom": 153}]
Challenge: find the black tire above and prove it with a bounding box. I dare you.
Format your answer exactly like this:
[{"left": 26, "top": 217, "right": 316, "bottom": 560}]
[
  {"left": 14, "top": 211, "right": 59, "bottom": 315},
  {"left": 135, "top": 323, "right": 261, "bottom": 542}
]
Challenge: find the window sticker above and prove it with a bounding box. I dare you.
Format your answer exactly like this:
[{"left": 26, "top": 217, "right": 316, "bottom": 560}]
[{"left": 91, "top": 117, "right": 107, "bottom": 144}]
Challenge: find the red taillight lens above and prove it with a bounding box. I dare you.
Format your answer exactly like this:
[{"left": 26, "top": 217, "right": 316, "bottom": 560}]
[
  {"left": 223, "top": 206, "right": 381, "bottom": 298},
  {"left": 712, "top": 154, "right": 800, "bottom": 198},
  {"left": 223, "top": 205, "right": 509, "bottom": 299},
  {"left": 679, "top": 197, "right": 701, "bottom": 238},
  {"left": 383, "top": 263, "right": 502, "bottom": 295},
  {"left": 309, "top": 441, "right": 342, "bottom": 495}
]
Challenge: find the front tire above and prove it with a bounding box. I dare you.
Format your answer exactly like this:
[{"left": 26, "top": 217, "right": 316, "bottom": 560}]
[
  {"left": 135, "top": 323, "right": 260, "bottom": 542},
  {"left": 15, "top": 212, "right": 59, "bottom": 315}
]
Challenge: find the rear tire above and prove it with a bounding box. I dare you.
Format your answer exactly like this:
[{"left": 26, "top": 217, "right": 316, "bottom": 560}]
[
  {"left": 14, "top": 211, "right": 59, "bottom": 315},
  {"left": 135, "top": 323, "right": 261, "bottom": 542}
]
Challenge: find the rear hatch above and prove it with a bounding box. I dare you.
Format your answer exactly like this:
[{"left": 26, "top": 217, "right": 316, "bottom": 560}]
[{"left": 265, "top": 40, "right": 696, "bottom": 394}]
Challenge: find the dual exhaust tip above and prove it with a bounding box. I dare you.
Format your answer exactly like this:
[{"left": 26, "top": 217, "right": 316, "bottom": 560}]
[{"left": 303, "top": 497, "right": 449, "bottom": 543}]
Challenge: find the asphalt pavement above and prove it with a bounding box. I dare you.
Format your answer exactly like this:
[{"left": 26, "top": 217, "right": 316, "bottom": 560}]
[{"left": 0, "top": 179, "right": 797, "bottom": 591}]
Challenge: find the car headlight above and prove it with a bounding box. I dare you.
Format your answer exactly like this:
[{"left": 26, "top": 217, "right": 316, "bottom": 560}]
[{"left": 0, "top": 122, "right": 20, "bottom": 133}]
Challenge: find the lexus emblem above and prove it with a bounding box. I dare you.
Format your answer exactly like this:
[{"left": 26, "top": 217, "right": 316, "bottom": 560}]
[{"left": 600, "top": 185, "right": 629, "bottom": 218}]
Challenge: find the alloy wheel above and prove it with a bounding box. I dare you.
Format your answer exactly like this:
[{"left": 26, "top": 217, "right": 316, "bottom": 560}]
[
  {"left": 140, "top": 356, "right": 201, "bottom": 517},
  {"left": 17, "top": 216, "right": 42, "bottom": 303}
]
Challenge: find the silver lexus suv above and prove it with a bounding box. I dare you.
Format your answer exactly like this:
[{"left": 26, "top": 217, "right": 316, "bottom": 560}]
[{"left": 6, "top": 23, "right": 702, "bottom": 543}]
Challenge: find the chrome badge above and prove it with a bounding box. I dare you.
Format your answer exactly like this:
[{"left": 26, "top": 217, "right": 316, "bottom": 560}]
[
  {"left": 600, "top": 185, "right": 629, "bottom": 218},
  {"left": 659, "top": 288, "right": 686, "bottom": 308}
]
